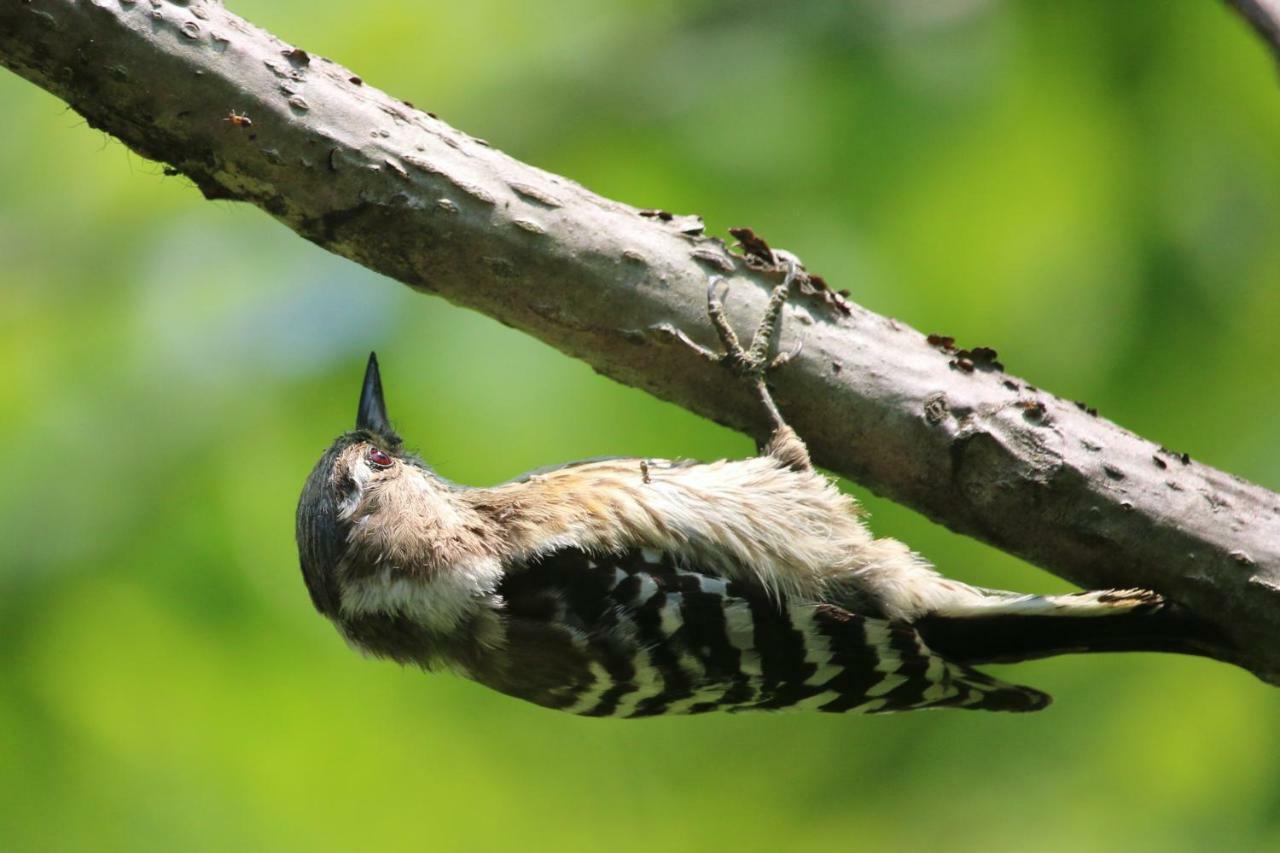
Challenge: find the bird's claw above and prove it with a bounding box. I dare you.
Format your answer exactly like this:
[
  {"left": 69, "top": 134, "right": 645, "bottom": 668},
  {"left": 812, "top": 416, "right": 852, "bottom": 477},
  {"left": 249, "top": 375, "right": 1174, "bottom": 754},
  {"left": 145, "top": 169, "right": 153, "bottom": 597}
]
[
  {"left": 668, "top": 259, "right": 803, "bottom": 430},
  {"left": 768, "top": 337, "right": 804, "bottom": 372}
]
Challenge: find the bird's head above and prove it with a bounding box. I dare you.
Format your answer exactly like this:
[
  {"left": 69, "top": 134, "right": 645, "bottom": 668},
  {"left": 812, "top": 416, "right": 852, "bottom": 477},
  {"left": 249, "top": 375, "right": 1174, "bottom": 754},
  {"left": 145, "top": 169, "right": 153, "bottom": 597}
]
[{"left": 295, "top": 352, "right": 430, "bottom": 618}]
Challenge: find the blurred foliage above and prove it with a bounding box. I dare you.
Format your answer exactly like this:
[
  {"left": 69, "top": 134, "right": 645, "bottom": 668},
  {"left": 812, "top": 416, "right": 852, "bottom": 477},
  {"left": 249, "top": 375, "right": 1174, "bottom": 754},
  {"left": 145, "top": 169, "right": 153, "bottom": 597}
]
[{"left": 3, "top": 0, "right": 1280, "bottom": 850}]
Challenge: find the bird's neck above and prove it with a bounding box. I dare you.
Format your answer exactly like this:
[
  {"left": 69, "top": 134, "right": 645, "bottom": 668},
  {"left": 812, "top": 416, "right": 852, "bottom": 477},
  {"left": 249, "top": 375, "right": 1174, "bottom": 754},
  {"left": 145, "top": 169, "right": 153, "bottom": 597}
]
[
  {"left": 349, "top": 472, "right": 497, "bottom": 572},
  {"left": 334, "top": 472, "right": 506, "bottom": 640}
]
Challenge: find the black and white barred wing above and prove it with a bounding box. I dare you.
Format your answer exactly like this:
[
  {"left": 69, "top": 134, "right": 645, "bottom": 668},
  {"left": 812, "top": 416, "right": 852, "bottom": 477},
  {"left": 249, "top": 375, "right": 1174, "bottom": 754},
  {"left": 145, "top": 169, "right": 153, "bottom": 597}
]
[{"left": 489, "top": 547, "right": 1050, "bottom": 716}]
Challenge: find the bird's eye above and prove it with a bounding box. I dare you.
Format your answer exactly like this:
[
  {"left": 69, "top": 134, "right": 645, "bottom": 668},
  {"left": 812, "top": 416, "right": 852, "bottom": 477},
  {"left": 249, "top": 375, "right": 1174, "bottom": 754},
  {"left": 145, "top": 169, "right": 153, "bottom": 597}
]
[{"left": 367, "top": 447, "right": 393, "bottom": 468}]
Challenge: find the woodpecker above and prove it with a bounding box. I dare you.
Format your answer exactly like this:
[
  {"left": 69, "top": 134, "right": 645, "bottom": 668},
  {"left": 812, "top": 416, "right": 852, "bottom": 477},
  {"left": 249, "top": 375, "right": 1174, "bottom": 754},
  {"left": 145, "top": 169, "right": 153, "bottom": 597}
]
[{"left": 297, "top": 264, "right": 1192, "bottom": 716}]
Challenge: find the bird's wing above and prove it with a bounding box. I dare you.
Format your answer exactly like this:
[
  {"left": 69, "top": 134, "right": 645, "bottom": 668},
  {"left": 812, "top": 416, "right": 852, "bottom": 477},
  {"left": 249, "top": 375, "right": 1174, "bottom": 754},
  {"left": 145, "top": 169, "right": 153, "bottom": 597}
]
[{"left": 483, "top": 546, "right": 1050, "bottom": 716}]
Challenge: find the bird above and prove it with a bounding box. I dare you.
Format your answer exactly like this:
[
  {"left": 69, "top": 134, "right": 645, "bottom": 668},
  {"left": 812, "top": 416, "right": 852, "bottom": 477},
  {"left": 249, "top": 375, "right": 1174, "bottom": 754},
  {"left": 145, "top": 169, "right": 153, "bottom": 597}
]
[{"left": 296, "top": 263, "right": 1204, "bottom": 716}]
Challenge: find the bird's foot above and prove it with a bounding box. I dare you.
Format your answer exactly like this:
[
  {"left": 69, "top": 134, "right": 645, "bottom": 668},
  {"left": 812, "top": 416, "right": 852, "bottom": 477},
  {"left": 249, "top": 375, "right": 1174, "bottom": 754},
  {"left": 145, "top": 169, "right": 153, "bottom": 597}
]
[{"left": 666, "top": 260, "right": 809, "bottom": 468}]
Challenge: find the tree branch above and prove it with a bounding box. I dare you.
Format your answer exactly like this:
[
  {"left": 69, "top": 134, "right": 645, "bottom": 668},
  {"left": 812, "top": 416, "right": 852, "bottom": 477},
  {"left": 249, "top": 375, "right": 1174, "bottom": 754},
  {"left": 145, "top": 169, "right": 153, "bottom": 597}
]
[{"left": 3, "top": 0, "right": 1279, "bottom": 681}]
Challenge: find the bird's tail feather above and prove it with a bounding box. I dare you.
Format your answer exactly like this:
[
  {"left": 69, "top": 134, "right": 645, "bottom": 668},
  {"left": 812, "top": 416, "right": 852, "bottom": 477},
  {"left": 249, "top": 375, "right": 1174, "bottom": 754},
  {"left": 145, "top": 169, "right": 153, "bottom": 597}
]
[
  {"left": 914, "top": 588, "right": 1221, "bottom": 666},
  {"left": 930, "top": 586, "right": 1164, "bottom": 620},
  {"left": 895, "top": 661, "right": 1053, "bottom": 714}
]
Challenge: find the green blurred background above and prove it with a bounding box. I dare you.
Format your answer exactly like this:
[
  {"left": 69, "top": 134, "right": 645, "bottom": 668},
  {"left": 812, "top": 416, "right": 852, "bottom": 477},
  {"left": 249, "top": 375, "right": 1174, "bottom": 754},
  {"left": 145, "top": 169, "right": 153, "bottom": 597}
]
[{"left": 3, "top": 1, "right": 1280, "bottom": 850}]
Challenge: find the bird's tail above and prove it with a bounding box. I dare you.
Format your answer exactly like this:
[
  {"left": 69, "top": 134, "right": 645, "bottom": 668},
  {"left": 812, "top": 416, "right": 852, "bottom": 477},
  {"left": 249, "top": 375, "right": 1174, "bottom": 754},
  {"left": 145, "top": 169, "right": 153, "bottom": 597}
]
[
  {"left": 922, "top": 663, "right": 1052, "bottom": 714},
  {"left": 912, "top": 587, "right": 1222, "bottom": 666}
]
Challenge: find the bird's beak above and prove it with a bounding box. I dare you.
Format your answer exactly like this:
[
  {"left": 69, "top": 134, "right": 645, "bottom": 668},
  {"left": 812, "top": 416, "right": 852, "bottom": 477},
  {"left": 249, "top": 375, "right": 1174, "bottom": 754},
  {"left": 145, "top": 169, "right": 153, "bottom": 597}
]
[{"left": 356, "top": 351, "right": 395, "bottom": 437}]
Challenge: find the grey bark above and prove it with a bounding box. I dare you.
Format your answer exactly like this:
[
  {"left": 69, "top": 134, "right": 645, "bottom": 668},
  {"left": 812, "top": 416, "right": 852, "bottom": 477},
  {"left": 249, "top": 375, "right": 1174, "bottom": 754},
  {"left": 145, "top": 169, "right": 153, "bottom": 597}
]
[{"left": 3, "top": 0, "right": 1279, "bottom": 681}]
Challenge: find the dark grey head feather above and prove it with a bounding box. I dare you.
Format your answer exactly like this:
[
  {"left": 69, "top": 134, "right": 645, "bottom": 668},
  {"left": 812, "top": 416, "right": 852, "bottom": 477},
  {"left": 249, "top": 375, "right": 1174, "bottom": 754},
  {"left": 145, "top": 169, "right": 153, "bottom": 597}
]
[{"left": 296, "top": 434, "right": 362, "bottom": 617}]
